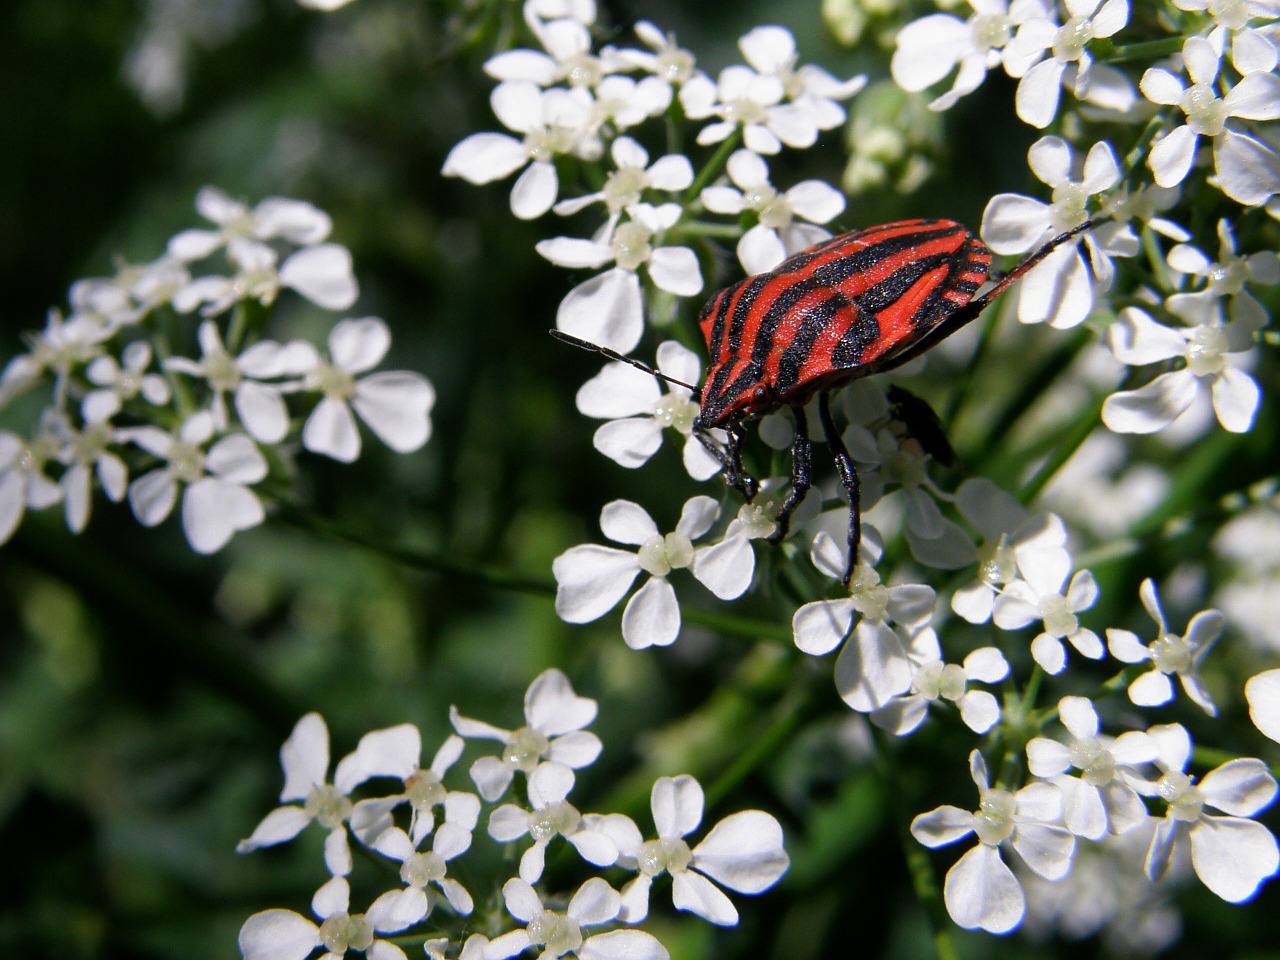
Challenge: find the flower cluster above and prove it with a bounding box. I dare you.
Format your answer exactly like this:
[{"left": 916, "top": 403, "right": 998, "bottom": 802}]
[
  {"left": 0, "top": 187, "right": 435, "bottom": 553},
  {"left": 236, "top": 669, "right": 790, "bottom": 960},
  {"left": 435, "top": 1, "right": 1280, "bottom": 943}
]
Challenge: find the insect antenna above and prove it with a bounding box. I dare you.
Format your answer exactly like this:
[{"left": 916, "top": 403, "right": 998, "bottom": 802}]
[{"left": 549, "top": 329, "right": 701, "bottom": 396}]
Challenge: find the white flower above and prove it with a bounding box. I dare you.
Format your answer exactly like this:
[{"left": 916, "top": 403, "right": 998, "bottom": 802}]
[
  {"left": 680, "top": 64, "right": 804, "bottom": 156},
  {"left": 441, "top": 81, "right": 598, "bottom": 219},
  {"left": 603, "top": 21, "right": 700, "bottom": 96},
  {"left": 1141, "top": 723, "right": 1279, "bottom": 903},
  {"left": 174, "top": 241, "right": 359, "bottom": 315},
  {"left": 49, "top": 409, "right": 128, "bottom": 535},
  {"left": 167, "top": 185, "right": 333, "bottom": 264},
  {"left": 125, "top": 411, "right": 267, "bottom": 554},
  {"left": 1026, "top": 696, "right": 1158, "bottom": 839},
  {"left": 486, "top": 877, "right": 668, "bottom": 960},
  {"left": 372, "top": 823, "right": 474, "bottom": 918},
  {"left": 553, "top": 137, "right": 693, "bottom": 216},
  {"left": 792, "top": 532, "right": 930, "bottom": 711},
  {"left": 0, "top": 424, "right": 64, "bottom": 545},
  {"left": 1171, "top": 3, "right": 1280, "bottom": 74},
  {"left": 552, "top": 497, "right": 754, "bottom": 650},
  {"left": 484, "top": 16, "right": 600, "bottom": 88},
  {"left": 1095, "top": 182, "right": 1190, "bottom": 243},
  {"left": 487, "top": 761, "right": 620, "bottom": 883},
  {"left": 237, "top": 713, "right": 361, "bottom": 876},
  {"left": 573, "top": 340, "right": 719, "bottom": 480},
  {"left": 612, "top": 775, "right": 789, "bottom": 926},
  {"left": 1246, "top": 668, "right": 1280, "bottom": 743},
  {"left": 238, "top": 876, "right": 426, "bottom": 960},
  {"left": 164, "top": 321, "right": 312, "bottom": 443},
  {"left": 870, "top": 627, "right": 1009, "bottom": 736},
  {"left": 1166, "top": 217, "right": 1280, "bottom": 332},
  {"left": 450, "top": 667, "right": 602, "bottom": 802},
  {"left": 950, "top": 482, "right": 1066, "bottom": 625},
  {"left": 981, "top": 137, "right": 1123, "bottom": 328},
  {"left": 891, "top": 0, "right": 1050, "bottom": 111},
  {"left": 1101, "top": 299, "right": 1260, "bottom": 435},
  {"left": 539, "top": 202, "right": 702, "bottom": 353},
  {"left": 1011, "top": 0, "right": 1133, "bottom": 128},
  {"left": 992, "top": 543, "right": 1102, "bottom": 674},
  {"left": 82, "top": 341, "right": 171, "bottom": 423},
  {"left": 1105, "top": 578, "right": 1222, "bottom": 715},
  {"left": 911, "top": 751, "right": 1075, "bottom": 934},
  {"left": 1141, "top": 36, "right": 1280, "bottom": 204},
  {"left": 700, "top": 150, "right": 845, "bottom": 274},
  {"left": 737, "top": 25, "right": 866, "bottom": 131},
  {"left": 285, "top": 317, "right": 435, "bottom": 463},
  {"left": 0, "top": 310, "right": 111, "bottom": 408},
  {"left": 334, "top": 727, "right": 479, "bottom": 850}
]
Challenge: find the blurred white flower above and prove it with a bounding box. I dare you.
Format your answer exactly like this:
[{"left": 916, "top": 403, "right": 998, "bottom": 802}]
[
  {"left": 285, "top": 317, "right": 435, "bottom": 464},
  {"left": 0, "top": 423, "right": 65, "bottom": 545},
  {"left": 1246, "top": 669, "right": 1280, "bottom": 743},
  {"left": 82, "top": 341, "right": 171, "bottom": 423},
  {"left": 167, "top": 185, "right": 333, "bottom": 264},
  {"left": 124, "top": 411, "right": 267, "bottom": 554}
]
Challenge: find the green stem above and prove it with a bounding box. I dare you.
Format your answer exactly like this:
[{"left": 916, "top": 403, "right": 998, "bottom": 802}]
[
  {"left": 970, "top": 328, "right": 1091, "bottom": 474},
  {"left": 1016, "top": 396, "right": 1105, "bottom": 504},
  {"left": 943, "top": 299, "right": 1001, "bottom": 427},
  {"left": 872, "top": 730, "right": 959, "bottom": 960},
  {"left": 278, "top": 506, "right": 554, "bottom": 595},
  {"left": 681, "top": 130, "right": 742, "bottom": 208},
  {"left": 1101, "top": 36, "right": 1187, "bottom": 64},
  {"left": 703, "top": 682, "right": 815, "bottom": 808}
]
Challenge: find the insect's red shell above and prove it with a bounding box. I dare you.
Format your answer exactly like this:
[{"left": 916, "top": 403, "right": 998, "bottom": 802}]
[{"left": 696, "top": 219, "right": 993, "bottom": 427}]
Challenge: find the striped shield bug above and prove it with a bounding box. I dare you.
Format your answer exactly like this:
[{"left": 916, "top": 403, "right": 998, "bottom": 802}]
[{"left": 555, "top": 217, "right": 1092, "bottom": 586}]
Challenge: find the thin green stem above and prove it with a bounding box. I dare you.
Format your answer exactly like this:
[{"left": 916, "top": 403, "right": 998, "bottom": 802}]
[
  {"left": 1101, "top": 36, "right": 1187, "bottom": 64},
  {"left": 1016, "top": 396, "right": 1105, "bottom": 504},
  {"left": 872, "top": 730, "right": 959, "bottom": 960},
  {"left": 970, "top": 328, "right": 1091, "bottom": 474},
  {"left": 703, "top": 682, "right": 814, "bottom": 808},
  {"left": 681, "top": 130, "right": 741, "bottom": 208}
]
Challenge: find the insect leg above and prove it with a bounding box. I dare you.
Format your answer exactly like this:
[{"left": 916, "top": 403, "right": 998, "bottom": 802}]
[
  {"left": 769, "top": 404, "right": 812, "bottom": 546},
  {"left": 818, "top": 391, "right": 861, "bottom": 587},
  {"left": 697, "top": 424, "right": 759, "bottom": 502}
]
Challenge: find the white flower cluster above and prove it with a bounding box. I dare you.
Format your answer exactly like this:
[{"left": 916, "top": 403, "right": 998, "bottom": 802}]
[
  {"left": 236, "top": 669, "right": 790, "bottom": 960},
  {"left": 433, "top": 0, "right": 1280, "bottom": 948},
  {"left": 442, "top": 5, "right": 862, "bottom": 354},
  {"left": 0, "top": 187, "right": 435, "bottom": 553}
]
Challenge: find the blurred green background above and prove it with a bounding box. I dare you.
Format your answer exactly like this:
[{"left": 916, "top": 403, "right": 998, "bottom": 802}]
[{"left": 2, "top": 1, "right": 1277, "bottom": 959}]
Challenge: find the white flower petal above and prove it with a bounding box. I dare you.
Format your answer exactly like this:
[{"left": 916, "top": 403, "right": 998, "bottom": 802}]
[
  {"left": 943, "top": 844, "right": 1024, "bottom": 934},
  {"left": 621, "top": 575, "right": 680, "bottom": 649},
  {"left": 353, "top": 372, "right": 436, "bottom": 452},
  {"left": 552, "top": 544, "right": 641, "bottom": 622},
  {"left": 280, "top": 245, "right": 358, "bottom": 311},
  {"left": 441, "top": 132, "right": 529, "bottom": 183}
]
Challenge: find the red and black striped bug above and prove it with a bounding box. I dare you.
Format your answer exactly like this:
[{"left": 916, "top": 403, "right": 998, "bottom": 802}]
[{"left": 555, "top": 217, "right": 1092, "bottom": 586}]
